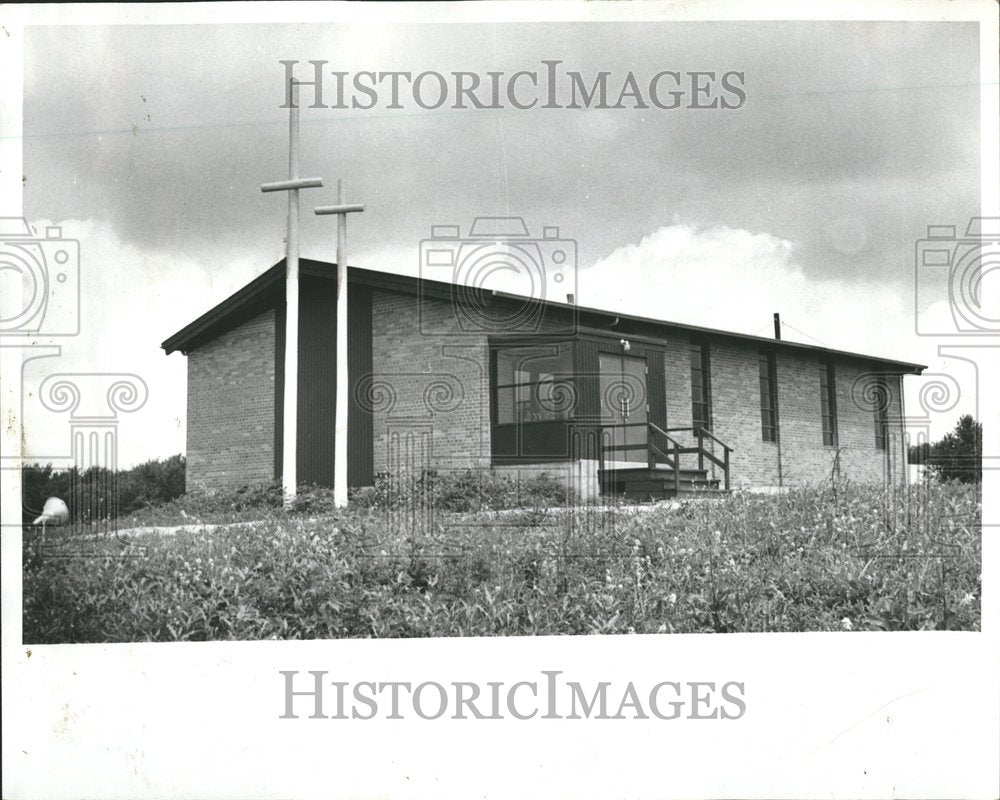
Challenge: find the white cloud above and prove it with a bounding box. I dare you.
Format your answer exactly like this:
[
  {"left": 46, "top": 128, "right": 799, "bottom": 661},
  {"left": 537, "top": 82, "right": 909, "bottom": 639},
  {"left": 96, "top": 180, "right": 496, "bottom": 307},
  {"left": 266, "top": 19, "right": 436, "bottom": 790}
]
[
  {"left": 583, "top": 222, "right": 857, "bottom": 348},
  {"left": 579, "top": 222, "right": 982, "bottom": 440},
  {"left": 14, "top": 218, "right": 262, "bottom": 469}
]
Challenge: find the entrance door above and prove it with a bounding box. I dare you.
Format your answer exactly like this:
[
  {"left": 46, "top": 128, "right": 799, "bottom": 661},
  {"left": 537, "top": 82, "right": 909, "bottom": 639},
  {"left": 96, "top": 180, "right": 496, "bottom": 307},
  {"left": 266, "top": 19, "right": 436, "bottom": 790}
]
[{"left": 598, "top": 352, "right": 648, "bottom": 463}]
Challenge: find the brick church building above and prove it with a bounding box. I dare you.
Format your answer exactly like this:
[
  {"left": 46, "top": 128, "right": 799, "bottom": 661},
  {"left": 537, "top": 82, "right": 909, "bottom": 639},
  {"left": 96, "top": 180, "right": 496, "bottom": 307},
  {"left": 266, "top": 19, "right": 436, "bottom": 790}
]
[{"left": 162, "top": 242, "right": 924, "bottom": 499}]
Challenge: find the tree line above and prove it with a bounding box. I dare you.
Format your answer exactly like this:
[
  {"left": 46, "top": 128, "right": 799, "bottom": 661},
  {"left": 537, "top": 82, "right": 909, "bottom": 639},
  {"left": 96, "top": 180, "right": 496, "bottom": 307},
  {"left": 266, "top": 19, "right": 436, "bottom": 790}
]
[
  {"left": 21, "top": 454, "right": 185, "bottom": 525},
  {"left": 907, "top": 414, "right": 981, "bottom": 484}
]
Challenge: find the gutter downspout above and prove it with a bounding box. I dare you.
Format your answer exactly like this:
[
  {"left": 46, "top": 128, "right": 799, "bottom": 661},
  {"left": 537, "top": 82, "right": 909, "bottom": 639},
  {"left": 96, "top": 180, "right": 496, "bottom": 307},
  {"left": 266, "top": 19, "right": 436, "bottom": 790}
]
[{"left": 774, "top": 356, "right": 783, "bottom": 489}]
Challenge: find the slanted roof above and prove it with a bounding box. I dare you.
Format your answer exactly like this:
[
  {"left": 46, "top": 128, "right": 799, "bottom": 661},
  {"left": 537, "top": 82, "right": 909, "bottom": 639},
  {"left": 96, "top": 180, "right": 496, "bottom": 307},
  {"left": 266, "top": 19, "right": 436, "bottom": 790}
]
[{"left": 161, "top": 258, "right": 926, "bottom": 373}]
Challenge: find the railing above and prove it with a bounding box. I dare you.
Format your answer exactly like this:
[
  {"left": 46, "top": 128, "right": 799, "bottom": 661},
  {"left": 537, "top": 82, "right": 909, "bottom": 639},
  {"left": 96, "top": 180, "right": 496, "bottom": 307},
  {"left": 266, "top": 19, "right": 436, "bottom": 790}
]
[
  {"left": 664, "top": 426, "right": 733, "bottom": 491},
  {"left": 599, "top": 422, "right": 733, "bottom": 493}
]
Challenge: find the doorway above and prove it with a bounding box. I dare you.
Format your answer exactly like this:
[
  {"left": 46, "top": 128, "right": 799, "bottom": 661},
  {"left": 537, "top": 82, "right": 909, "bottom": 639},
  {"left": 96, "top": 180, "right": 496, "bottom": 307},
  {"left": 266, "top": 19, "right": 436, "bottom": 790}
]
[{"left": 598, "top": 351, "right": 648, "bottom": 463}]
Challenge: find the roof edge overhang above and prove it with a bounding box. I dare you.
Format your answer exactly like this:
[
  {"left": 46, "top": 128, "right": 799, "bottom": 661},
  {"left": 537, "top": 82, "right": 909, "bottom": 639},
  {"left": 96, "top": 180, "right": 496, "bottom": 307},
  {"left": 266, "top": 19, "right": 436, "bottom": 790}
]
[{"left": 161, "top": 258, "right": 927, "bottom": 374}]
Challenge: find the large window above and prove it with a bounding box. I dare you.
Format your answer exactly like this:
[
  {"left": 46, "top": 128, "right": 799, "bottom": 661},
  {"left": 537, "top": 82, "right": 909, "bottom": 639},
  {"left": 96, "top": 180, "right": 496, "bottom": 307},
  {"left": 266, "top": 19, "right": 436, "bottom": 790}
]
[
  {"left": 759, "top": 351, "right": 778, "bottom": 443},
  {"left": 689, "top": 342, "right": 712, "bottom": 432},
  {"left": 819, "top": 360, "right": 838, "bottom": 446},
  {"left": 494, "top": 343, "right": 574, "bottom": 424}
]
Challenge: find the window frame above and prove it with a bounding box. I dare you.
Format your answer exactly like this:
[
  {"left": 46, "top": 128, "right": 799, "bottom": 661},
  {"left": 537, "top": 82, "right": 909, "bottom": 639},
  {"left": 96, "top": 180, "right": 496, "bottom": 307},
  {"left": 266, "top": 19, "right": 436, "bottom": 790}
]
[
  {"left": 689, "top": 340, "right": 713, "bottom": 433},
  {"left": 491, "top": 342, "right": 575, "bottom": 426},
  {"left": 874, "top": 377, "right": 890, "bottom": 451},
  {"left": 759, "top": 350, "right": 779, "bottom": 443},
  {"left": 819, "top": 360, "right": 838, "bottom": 447}
]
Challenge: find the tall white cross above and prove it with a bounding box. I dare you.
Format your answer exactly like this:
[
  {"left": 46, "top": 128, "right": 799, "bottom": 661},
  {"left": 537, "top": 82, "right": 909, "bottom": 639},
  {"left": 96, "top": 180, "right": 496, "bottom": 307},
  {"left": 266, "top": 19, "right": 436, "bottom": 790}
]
[
  {"left": 315, "top": 180, "right": 365, "bottom": 507},
  {"left": 261, "top": 79, "right": 323, "bottom": 505}
]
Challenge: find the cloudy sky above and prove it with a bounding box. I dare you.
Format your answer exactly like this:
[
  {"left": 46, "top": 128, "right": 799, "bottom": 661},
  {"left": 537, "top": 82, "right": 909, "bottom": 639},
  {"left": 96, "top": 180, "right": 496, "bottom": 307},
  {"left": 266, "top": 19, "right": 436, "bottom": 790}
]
[{"left": 17, "top": 18, "right": 984, "bottom": 466}]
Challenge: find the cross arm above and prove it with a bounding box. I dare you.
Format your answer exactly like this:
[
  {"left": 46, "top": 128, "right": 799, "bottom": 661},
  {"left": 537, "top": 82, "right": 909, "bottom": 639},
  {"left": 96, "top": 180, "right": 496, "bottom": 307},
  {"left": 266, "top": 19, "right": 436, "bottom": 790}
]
[
  {"left": 261, "top": 177, "right": 324, "bottom": 193},
  {"left": 314, "top": 203, "right": 366, "bottom": 215}
]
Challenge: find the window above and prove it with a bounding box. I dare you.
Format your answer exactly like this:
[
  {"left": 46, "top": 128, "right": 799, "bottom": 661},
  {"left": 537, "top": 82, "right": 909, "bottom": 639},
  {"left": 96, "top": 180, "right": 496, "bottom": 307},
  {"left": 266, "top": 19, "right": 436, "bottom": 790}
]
[
  {"left": 494, "top": 343, "right": 574, "bottom": 424},
  {"left": 873, "top": 378, "right": 889, "bottom": 450},
  {"left": 759, "top": 351, "right": 778, "bottom": 442},
  {"left": 819, "top": 361, "right": 838, "bottom": 446},
  {"left": 689, "top": 342, "right": 712, "bottom": 432}
]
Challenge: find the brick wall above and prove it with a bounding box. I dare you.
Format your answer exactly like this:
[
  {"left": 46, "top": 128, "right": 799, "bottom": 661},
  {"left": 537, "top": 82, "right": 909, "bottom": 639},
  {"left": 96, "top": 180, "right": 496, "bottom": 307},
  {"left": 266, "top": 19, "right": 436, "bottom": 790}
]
[
  {"left": 663, "top": 336, "right": 905, "bottom": 489},
  {"left": 186, "top": 309, "right": 276, "bottom": 491},
  {"left": 366, "top": 289, "right": 907, "bottom": 490},
  {"left": 370, "top": 290, "right": 492, "bottom": 475},
  {"left": 664, "top": 339, "right": 694, "bottom": 431},
  {"left": 180, "top": 284, "right": 906, "bottom": 493},
  {"left": 827, "top": 359, "right": 906, "bottom": 485}
]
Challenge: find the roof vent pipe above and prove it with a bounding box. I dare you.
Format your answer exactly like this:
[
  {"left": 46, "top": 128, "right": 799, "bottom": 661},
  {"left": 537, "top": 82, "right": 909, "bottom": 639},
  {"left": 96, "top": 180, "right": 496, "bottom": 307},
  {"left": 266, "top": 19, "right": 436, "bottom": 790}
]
[{"left": 773, "top": 312, "right": 781, "bottom": 340}]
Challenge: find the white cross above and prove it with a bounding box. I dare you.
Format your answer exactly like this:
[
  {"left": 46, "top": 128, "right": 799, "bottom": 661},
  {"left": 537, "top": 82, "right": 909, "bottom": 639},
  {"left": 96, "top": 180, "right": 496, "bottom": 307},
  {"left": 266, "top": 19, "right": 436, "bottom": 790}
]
[
  {"left": 315, "top": 180, "right": 365, "bottom": 508},
  {"left": 261, "top": 79, "right": 323, "bottom": 505}
]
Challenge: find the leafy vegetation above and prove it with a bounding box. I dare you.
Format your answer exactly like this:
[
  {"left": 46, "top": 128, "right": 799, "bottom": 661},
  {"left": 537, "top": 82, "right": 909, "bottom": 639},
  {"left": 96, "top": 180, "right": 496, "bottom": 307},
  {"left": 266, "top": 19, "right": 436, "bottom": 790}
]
[
  {"left": 22, "top": 475, "right": 980, "bottom": 643},
  {"left": 22, "top": 455, "right": 186, "bottom": 524},
  {"left": 909, "top": 414, "right": 982, "bottom": 484}
]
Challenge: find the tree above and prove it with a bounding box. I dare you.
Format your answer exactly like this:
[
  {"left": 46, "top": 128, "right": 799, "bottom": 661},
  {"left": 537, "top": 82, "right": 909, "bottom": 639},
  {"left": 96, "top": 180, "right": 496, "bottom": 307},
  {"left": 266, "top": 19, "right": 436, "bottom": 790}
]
[
  {"left": 22, "top": 455, "right": 186, "bottom": 524},
  {"left": 909, "top": 414, "right": 981, "bottom": 484}
]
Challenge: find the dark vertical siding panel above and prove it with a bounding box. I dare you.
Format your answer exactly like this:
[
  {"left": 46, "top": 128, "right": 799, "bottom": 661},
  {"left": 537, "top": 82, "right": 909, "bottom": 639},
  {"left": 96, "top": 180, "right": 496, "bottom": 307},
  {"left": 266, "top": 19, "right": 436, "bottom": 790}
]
[
  {"left": 574, "top": 338, "right": 601, "bottom": 418},
  {"left": 274, "top": 302, "right": 285, "bottom": 480},
  {"left": 571, "top": 338, "right": 602, "bottom": 462},
  {"left": 348, "top": 285, "right": 374, "bottom": 486},
  {"left": 644, "top": 344, "right": 667, "bottom": 429},
  {"left": 297, "top": 275, "right": 337, "bottom": 487},
  {"left": 273, "top": 273, "right": 373, "bottom": 488}
]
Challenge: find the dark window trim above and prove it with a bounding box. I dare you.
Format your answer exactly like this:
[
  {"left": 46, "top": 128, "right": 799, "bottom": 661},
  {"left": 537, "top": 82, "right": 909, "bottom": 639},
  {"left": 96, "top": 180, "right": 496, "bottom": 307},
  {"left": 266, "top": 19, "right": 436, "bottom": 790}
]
[
  {"left": 874, "top": 377, "right": 890, "bottom": 450},
  {"left": 689, "top": 340, "right": 712, "bottom": 432},
  {"left": 759, "top": 349, "right": 779, "bottom": 443},
  {"left": 494, "top": 380, "right": 561, "bottom": 391},
  {"left": 820, "top": 360, "right": 838, "bottom": 447},
  {"left": 490, "top": 341, "right": 575, "bottom": 427}
]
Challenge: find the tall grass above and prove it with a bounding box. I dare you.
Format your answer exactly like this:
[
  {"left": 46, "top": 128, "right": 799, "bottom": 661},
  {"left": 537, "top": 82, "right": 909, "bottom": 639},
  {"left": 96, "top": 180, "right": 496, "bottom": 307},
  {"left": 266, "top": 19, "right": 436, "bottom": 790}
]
[{"left": 22, "top": 478, "right": 980, "bottom": 642}]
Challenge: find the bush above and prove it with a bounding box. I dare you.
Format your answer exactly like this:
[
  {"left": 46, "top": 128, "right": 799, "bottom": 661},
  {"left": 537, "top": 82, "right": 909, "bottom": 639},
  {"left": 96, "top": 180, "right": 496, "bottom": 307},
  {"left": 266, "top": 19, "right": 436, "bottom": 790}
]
[
  {"left": 22, "top": 455, "right": 186, "bottom": 524},
  {"left": 117, "top": 455, "right": 186, "bottom": 512},
  {"left": 349, "top": 469, "right": 573, "bottom": 513},
  {"left": 22, "top": 481, "right": 981, "bottom": 642},
  {"left": 117, "top": 480, "right": 286, "bottom": 527},
  {"left": 24, "top": 464, "right": 574, "bottom": 529}
]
